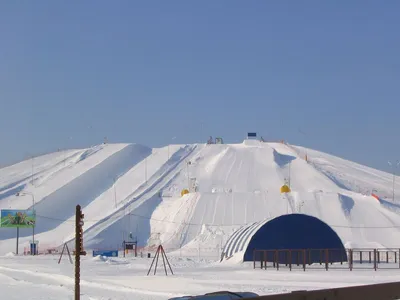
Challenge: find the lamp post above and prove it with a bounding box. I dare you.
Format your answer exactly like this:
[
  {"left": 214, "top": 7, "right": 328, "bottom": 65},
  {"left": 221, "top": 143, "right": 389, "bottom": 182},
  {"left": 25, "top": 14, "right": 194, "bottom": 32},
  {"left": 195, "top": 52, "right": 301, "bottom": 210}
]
[
  {"left": 15, "top": 191, "right": 36, "bottom": 254},
  {"left": 388, "top": 160, "right": 400, "bottom": 202}
]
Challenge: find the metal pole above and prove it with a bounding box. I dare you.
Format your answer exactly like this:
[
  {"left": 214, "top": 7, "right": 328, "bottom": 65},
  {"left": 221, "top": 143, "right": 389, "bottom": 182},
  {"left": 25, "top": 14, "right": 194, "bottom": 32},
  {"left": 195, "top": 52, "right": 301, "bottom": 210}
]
[
  {"left": 187, "top": 161, "right": 190, "bottom": 189},
  {"left": 32, "top": 194, "right": 35, "bottom": 255},
  {"left": 388, "top": 161, "right": 399, "bottom": 202},
  {"left": 288, "top": 161, "right": 291, "bottom": 188},
  {"left": 113, "top": 178, "right": 117, "bottom": 208},
  {"left": 16, "top": 227, "right": 19, "bottom": 255},
  {"left": 15, "top": 192, "right": 36, "bottom": 254},
  {"left": 31, "top": 156, "right": 34, "bottom": 185},
  {"left": 145, "top": 158, "right": 147, "bottom": 184},
  {"left": 287, "top": 197, "right": 289, "bottom": 214},
  {"left": 393, "top": 169, "right": 395, "bottom": 203}
]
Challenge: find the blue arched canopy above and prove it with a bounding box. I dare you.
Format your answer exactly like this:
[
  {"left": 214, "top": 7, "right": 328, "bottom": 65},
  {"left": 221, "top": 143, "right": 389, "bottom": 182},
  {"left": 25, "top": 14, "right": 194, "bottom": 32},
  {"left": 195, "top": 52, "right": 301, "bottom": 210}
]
[{"left": 223, "top": 214, "right": 347, "bottom": 264}]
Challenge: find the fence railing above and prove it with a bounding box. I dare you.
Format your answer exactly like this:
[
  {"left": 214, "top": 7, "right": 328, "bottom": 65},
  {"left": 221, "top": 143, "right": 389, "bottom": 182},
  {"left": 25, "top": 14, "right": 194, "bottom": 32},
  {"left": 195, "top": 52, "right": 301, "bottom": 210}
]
[
  {"left": 253, "top": 248, "right": 400, "bottom": 271},
  {"left": 24, "top": 245, "right": 223, "bottom": 260}
]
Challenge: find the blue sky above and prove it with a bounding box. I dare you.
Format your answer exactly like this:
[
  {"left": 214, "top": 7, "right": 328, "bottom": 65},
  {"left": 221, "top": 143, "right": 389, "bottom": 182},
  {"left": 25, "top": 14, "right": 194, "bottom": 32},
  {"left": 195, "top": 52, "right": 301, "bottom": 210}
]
[{"left": 0, "top": 1, "right": 399, "bottom": 172}]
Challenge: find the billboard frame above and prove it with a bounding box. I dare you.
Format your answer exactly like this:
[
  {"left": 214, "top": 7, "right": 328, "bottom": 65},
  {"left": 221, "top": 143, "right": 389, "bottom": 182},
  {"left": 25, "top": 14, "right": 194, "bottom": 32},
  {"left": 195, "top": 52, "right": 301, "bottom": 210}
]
[{"left": 0, "top": 209, "right": 36, "bottom": 228}]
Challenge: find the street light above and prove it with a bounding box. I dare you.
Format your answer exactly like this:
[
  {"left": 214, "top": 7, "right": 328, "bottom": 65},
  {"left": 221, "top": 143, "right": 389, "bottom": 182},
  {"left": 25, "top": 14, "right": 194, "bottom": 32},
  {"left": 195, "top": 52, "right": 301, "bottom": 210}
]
[
  {"left": 388, "top": 160, "right": 400, "bottom": 202},
  {"left": 15, "top": 191, "right": 36, "bottom": 254}
]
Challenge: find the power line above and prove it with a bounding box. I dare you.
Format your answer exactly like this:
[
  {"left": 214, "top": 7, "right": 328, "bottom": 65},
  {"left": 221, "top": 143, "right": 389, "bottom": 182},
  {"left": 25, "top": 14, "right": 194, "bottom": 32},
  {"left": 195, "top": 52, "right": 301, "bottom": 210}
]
[{"left": 34, "top": 213, "right": 400, "bottom": 229}]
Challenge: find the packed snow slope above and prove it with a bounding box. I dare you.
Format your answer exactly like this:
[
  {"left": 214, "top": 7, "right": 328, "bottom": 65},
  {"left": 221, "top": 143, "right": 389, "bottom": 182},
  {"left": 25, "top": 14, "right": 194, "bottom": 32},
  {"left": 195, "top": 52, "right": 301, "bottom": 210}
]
[{"left": 1, "top": 140, "right": 400, "bottom": 254}]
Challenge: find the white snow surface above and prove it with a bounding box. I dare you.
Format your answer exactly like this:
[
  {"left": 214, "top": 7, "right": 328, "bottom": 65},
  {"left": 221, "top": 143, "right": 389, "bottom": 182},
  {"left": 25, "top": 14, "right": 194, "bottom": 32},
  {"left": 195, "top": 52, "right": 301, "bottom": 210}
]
[
  {"left": 0, "top": 255, "right": 400, "bottom": 300},
  {"left": 1, "top": 140, "right": 400, "bottom": 256}
]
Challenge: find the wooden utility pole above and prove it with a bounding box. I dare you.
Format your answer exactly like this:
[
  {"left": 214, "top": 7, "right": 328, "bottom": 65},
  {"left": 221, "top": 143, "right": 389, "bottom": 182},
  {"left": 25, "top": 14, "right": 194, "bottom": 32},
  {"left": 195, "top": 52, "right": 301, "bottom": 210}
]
[{"left": 75, "top": 205, "right": 86, "bottom": 300}]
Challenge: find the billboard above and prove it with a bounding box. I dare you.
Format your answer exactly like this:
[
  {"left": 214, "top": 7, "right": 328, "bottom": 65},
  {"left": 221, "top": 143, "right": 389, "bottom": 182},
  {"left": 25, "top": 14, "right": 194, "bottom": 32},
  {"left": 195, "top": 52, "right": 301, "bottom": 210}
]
[{"left": 0, "top": 209, "right": 36, "bottom": 228}]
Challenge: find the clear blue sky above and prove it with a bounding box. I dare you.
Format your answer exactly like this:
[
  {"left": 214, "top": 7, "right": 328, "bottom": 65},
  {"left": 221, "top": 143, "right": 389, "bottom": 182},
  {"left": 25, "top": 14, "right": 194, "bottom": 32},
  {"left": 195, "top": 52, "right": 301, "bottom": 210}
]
[{"left": 1, "top": 1, "right": 399, "bottom": 172}]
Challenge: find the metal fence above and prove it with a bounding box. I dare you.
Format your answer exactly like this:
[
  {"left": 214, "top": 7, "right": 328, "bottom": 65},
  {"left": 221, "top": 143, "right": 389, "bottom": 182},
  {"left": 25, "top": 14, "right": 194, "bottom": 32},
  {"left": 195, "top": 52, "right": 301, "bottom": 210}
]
[
  {"left": 253, "top": 248, "right": 400, "bottom": 271},
  {"left": 27, "top": 245, "right": 223, "bottom": 260}
]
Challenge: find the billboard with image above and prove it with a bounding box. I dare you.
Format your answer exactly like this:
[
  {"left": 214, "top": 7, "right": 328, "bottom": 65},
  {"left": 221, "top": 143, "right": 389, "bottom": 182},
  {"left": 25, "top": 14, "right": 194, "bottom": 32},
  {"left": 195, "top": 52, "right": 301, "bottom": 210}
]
[{"left": 0, "top": 209, "right": 36, "bottom": 228}]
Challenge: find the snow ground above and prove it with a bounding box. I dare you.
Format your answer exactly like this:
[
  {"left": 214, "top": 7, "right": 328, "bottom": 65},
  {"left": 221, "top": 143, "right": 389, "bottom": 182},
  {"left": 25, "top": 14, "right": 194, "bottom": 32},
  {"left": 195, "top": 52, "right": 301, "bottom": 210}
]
[{"left": 1, "top": 254, "right": 399, "bottom": 300}]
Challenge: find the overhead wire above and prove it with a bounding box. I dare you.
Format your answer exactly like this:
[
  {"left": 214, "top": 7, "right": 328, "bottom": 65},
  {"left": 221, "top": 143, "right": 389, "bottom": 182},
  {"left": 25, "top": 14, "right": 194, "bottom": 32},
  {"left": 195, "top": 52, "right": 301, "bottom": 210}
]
[{"left": 33, "top": 213, "right": 400, "bottom": 229}]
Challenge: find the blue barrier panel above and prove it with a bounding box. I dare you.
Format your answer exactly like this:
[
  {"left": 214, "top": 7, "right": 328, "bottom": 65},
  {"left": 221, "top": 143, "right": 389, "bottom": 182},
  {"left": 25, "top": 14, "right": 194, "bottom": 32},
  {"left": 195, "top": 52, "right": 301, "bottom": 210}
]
[
  {"left": 30, "top": 243, "right": 37, "bottom": 255},
  {"left": 92, "top": 250, "right": 118, "bottom": 257}
]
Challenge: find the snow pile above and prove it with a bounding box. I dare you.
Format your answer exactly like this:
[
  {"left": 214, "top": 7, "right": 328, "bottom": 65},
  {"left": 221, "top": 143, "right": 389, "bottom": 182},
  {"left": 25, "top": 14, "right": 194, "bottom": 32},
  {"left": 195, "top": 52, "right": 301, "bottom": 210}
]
[
  {"left": 1, "top": 141, "right": 400, "bottom": 256},
  {"left": 92, "top": 255, "right": 109, "bottom": 262}
]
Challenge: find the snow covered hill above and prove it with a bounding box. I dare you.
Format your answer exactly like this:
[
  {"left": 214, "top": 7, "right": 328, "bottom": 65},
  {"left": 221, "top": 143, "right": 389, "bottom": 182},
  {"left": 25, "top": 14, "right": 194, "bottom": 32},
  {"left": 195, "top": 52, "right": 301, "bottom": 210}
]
[{"left": 0, "top": 140, "right": 400, "bottom": 255}]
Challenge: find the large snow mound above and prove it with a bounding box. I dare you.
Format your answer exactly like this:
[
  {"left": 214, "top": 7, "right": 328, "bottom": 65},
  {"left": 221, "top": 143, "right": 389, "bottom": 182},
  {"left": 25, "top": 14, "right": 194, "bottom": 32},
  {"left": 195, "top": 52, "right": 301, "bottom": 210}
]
[{"left": 0, "top": 141, "right": 399, "bottom": 255}]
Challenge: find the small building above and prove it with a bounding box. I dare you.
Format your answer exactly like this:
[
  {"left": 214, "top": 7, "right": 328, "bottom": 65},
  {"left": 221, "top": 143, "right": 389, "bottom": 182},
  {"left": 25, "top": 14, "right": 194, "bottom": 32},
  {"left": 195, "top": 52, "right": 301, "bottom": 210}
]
[
  {"left": 221, "top": 214, "right": 347, "bottom": 264},
  {"left": 247, "top": 132, "right": 257, "bottom": 139},
  {"left": 215, "top": 137, "right": 223, "bottom": 144}
]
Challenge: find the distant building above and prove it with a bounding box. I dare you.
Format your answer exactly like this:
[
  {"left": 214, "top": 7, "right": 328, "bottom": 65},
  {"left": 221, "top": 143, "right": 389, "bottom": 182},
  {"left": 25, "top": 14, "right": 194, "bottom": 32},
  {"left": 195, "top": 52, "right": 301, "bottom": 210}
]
[{"left": 247, "top": 132, "right": 257, "bottom": 139}]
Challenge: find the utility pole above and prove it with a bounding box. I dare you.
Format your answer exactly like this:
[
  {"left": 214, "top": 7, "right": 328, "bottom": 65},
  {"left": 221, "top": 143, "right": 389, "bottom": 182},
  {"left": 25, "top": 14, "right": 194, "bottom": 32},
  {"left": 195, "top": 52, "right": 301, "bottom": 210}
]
[
  {"left": 75, "top": 205, "right": 86, "bottom": 300},
  {"left": 388, "top": 160, "right": 400, "bottom": 202}
]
